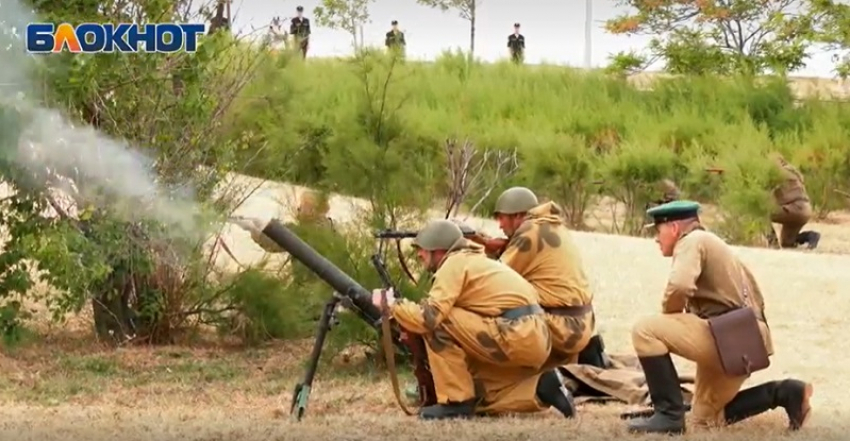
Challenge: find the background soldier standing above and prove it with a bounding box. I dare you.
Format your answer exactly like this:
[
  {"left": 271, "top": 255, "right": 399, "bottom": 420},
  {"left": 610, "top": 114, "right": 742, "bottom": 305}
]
[
  {"left": 507, "top": 23, "right": 525, "bottom": 64},
  {"left": 290, "top": 6, "right": 311, "bottom": 58},
  {"left": 768, "top": 153, "right": 820, "bottom": 249},
  {"left": 385, "top": 20, "right": 406, "bottom": 57}
]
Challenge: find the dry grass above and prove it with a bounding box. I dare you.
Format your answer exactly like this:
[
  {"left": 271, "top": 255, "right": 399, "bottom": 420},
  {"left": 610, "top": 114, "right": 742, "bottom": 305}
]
[{"left": 2, "top": 178, "right": 850, "bottom": 439}]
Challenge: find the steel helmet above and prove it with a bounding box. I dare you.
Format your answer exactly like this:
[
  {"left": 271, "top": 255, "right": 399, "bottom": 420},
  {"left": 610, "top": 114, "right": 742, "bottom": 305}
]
[
  {"left": 494, "top": 187, "right": 538, "bottom": 215},
  {"left": 412, "top": 219, "right": 463, "bottom": 251}
]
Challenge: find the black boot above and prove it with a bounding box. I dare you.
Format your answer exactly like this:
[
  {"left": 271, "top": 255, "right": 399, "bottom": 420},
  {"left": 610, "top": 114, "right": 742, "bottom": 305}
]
[
  {"left": 796, "top": 231, "right": 820, "bottom": 250},
  {"left": 419, "top": 399, "right": 476, "bottom": 420},
  {"left": 726, "top": 380, "right": 813, "bottom": 430},
  {"left": 627, "top": 354, "right": 686, "bottom": 434},
  {"left": 536, "top": 369, "right": 576, "bottom": 418},
  {"left": 577, "top": 334, "right": 610, "bottom": 368}
]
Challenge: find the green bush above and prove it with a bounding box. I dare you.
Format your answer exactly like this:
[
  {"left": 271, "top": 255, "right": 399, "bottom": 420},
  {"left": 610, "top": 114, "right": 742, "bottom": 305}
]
[{"left": 226, "top": 52, "right": 850, "bottom": 241}]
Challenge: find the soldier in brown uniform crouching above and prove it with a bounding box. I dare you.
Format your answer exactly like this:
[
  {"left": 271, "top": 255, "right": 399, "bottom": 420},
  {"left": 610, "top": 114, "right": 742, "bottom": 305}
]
[
  {"left": 769, "top": 153, "right": 820, "bottom": 249},
  {"left": 627, "top": 200, "right": 813, "bottom": 435}
]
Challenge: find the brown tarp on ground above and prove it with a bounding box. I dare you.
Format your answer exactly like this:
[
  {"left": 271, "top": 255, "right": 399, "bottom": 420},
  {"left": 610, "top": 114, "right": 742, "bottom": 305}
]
[{"left": 559, "top": 353, "right": 695, "bottom": 406}]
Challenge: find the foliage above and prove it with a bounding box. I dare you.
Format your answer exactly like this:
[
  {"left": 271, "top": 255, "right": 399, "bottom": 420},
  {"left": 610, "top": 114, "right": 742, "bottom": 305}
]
[
  {"left": 605, "top": 0, "right": 818, "bottom": 76},
  {"left": 313, "top": 0, "right": 374, "bottom": 50},
  {"left": 416, "top": 0, "right": 482, "bottom": 57},
  {"left": 809, "top": 0, "right": 850, "bottom": 78},
  {"left": 0, "top": 0, "right": 270, "bottom": 343},
  {"left": 229, "top": 56, "right": 850, "bottom": 240}
]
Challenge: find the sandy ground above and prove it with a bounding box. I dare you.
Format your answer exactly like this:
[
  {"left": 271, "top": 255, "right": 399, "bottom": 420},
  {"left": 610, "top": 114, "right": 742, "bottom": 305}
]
[{"left": 1, "top": 173, "right": 849, "bottom": 440}]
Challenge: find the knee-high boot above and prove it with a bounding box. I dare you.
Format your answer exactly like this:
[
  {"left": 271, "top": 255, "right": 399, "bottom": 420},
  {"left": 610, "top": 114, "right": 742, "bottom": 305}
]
[
  {"left": 724, "top": 379, "right": 813, "bottom": 430},
  {"left": 627, "top": 354, "right": 686, "bottom": 434}
]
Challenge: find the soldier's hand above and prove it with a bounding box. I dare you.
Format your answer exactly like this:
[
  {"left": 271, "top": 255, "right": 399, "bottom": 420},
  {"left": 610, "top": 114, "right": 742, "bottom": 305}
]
[
  {"left": 371, "top": 288, "right": 396, "bottom": 309},
  {"left": 466, "top": 232, "right": 490, "bottom": 245},
  {"left": 484, "top": 238, "right": 508, "bottom": 255}
]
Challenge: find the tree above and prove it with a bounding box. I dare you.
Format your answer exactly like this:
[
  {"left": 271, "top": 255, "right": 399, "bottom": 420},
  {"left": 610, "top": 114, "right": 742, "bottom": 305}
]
[
  {"left": 809, "top": 0, "right": 850, "bottom": 77},
  {"left": 605, "top": 0, "right": 817, "bottom": 76},
  {"left": 417, "top": 0, "right": 482, "bottom": 59},
  {"left": 0, "top": 0, "right": 266, "bottom": 344},
  {"left": 313, "top": 0, "right": 373, "bottom": 51}
]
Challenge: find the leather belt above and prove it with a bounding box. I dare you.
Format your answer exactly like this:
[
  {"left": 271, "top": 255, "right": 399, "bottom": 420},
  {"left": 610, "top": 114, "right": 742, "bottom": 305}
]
[
  {"left": 544, "top": 304, "right": 593, "bottom": 317},
  {"left": 500, "top": 304, "right": 544, "bottom": 320}
]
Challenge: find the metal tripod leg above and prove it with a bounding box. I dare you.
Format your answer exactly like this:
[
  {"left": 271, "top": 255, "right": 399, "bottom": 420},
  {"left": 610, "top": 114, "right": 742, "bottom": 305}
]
[{"left": 290, "top": 294, "right": 341, "bottom": 421}]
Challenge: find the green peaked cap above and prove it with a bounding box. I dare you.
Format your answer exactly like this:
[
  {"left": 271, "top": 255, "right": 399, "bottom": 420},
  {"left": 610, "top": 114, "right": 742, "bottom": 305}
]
[{"left": 645, "top": 200, "right": 701, "bottom": 228}]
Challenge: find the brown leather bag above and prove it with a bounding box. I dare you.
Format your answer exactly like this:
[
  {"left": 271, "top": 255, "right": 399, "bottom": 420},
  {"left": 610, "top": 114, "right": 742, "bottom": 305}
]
[{"left": 707, "top": 272, "right": 770, "bottom": 377}]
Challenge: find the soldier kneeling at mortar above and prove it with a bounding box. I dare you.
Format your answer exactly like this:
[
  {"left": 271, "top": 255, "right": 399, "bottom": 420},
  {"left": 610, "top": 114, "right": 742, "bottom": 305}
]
[
  {"left": 486, "top": 187, "right": 596, "bottom": 371},
  {"left": 469, "top": 188, "right": 610, "bottom": 370},
  {"left": 371, "top": 219, "right": 576, "bottom": 420},
  {"left": 628, "top": 200, "right": 813, "bottom": 435}
]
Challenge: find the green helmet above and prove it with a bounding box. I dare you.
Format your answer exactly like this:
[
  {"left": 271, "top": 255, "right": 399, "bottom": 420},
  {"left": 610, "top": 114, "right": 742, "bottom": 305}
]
[
  {"left": 494, "top": 187, "right": 538, "bottom": 215},
  {"left": 413, "top": 219, "right": 463, "bottom": 251}
]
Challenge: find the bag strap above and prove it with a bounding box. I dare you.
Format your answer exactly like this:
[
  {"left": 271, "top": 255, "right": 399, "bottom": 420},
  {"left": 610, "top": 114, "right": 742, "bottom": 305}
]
[{"left": 739, "top": 270, "right": 751, "bottom": 306}]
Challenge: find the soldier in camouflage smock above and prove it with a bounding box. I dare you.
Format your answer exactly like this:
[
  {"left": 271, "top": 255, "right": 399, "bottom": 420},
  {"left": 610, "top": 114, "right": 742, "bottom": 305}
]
[
  {"left": 475, "top": 188, "right": 600, "bottom": 376},
  {"left": 375, "top": 220, "right": 576, "bottom": 420}
]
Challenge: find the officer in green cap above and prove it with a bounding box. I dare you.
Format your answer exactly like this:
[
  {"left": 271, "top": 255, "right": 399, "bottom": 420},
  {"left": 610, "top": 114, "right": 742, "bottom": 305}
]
[
  {"left": 371, "top": 219, "right": 576, "bottom": 420},
  {"left": 628, "top": 200, "right": 812, "bottom": 434}
]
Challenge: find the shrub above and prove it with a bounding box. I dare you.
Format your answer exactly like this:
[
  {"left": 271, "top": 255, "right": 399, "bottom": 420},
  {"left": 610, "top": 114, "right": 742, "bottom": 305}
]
[{"left": 227, "top": 53, "right": 850, "bottom": 240}]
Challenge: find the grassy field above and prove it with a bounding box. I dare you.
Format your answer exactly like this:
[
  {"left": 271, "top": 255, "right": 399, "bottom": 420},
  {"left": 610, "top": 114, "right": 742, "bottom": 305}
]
[{"left": 2, "top": 179, "right": 849, "bottom": 440}]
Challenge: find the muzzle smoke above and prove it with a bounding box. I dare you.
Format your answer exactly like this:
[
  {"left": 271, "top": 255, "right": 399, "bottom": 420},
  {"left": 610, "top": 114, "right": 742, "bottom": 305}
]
[{"left": 0, "top": 0, "right": 204, "bottom": 238}]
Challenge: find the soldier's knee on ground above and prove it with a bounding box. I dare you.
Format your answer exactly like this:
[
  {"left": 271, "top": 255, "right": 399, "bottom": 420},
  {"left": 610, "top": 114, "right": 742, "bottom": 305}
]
[{"left": 631, "top": 316, "right": 670, "bottom": 357}]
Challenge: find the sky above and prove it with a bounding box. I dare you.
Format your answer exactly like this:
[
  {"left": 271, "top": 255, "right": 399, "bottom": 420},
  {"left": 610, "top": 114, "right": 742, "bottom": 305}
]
[{"left": 227, "top": 0, "right": 845, "bottom": 78}]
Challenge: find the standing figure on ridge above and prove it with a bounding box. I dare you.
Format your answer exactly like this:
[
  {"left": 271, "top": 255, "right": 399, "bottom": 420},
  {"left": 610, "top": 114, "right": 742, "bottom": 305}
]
[
  {"left": 385, "top": 20, "right": 406, "bottom": 58},
  {"left": 508, "top": 23, "right": 525, "bottom": 64},
  {"left": 290, "top": 6, "right": 311, "bottom": 58}
]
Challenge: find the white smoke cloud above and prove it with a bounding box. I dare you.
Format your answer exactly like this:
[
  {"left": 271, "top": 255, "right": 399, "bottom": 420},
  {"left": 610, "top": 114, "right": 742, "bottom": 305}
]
[{"left": 0, "top": 0, "right": 205, "bottom": 238}]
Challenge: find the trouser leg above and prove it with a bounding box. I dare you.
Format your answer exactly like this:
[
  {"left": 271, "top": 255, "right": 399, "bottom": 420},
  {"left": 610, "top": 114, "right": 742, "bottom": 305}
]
[
  {"left": 541, "top": 312, "right": 594, "bottom": 370},
  {"left": 420, "top": 308, "right": 549, "bottom": 419},
  {"left": 629, "top": 313, "right": 769, "bottom": 432}
]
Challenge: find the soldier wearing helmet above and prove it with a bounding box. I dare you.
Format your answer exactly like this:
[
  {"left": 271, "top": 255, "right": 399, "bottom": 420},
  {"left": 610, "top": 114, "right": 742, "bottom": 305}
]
[
  {"left": 486, "top": 187, "right": 604, "bottom": 375},
  {"left": 371, "top": 219, "right": 576, "bottom": 420},
  {"left": 768, "top": 154, "right": 819, "bottom": 249},
  {"left": 656, "top": 179, "right": 681, "bottom": 205},
  {"left": 296, "top": 189, "right": 332, "bottom": 225}
]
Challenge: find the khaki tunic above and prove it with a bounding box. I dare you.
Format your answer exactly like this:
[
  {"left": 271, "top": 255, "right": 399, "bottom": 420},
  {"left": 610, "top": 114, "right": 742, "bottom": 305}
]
[{"left": 392, "top": 240, "right": 551, "bottom": 415}]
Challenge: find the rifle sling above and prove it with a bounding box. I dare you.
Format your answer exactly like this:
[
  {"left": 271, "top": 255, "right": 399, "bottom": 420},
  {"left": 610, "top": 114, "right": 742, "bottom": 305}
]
[{"left": 380, "top": 291, "right": 419, "bottom": 416}]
